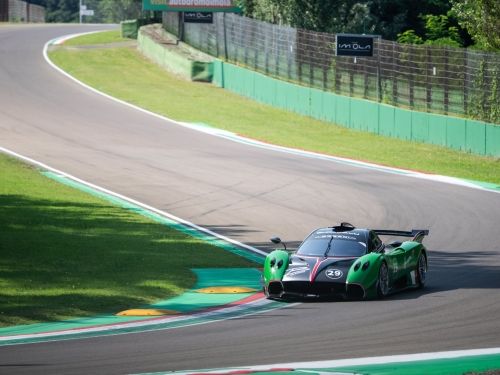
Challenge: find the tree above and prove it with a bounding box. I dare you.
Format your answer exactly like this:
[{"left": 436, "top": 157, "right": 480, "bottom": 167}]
[
  {"left": 396, "top": 30, "right": 423, "bottom": 45},
  {"left": 45, "top": 0, "right": 78, "bottom": 23},
  {"left": 240, "top": 0, "right": 456, "bottom": 41},
  {"left": 421, "top": 14, "right": 462, "bottom": 47},
  {"left": 397, "top": 14, "right": 464, "bottom": 47},
  {"left": 368, "top": 0, "right": 452, "bottom": 40},
  {"left": 97, "top": 0, "right": 143, "bottom": 23},
  {"left": 451, "top": 0, "right": 500, "bottom": 50}
]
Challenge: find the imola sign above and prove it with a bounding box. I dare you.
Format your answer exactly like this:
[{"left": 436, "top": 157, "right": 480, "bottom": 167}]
[{"left": 336, "top": 34, "right": 375, "bottom": 57}]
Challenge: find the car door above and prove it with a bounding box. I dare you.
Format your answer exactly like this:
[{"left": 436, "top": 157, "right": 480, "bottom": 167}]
[{"left": 372, "top": 232, "right": 405, "bottom": 281}]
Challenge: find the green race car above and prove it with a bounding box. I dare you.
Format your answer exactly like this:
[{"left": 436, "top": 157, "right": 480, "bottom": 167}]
[{"left": 263, "top": 222, "right": 429, "bottom": 300}]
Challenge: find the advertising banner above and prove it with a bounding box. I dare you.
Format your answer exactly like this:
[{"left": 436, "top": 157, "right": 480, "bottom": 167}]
[
  {"left": 336, "top": 34, "right": 375, "bottom": 57},
  {"left": 143, "top": 0, "right": 242, "bottom": 12},
  {"left": 184, "top": 12, "right": 213, "bottom": 23}
]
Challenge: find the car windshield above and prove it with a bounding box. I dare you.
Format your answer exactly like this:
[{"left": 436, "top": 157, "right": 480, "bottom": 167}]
[{"left": 296, "top": 233, "right": 367, "bottom": 257}]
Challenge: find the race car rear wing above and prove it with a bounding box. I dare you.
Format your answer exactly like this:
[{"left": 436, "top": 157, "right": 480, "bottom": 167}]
[{"left": 374, "top": 229, "right": 429, "bottom": 243}]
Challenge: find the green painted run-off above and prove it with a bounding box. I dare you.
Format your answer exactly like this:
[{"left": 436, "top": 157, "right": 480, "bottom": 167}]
[
  {"left": 324, "top": 353, "right": 500, "bottom": 374},
  {"left": 0, "top": 268, "right": 262, "bottom": 337}
]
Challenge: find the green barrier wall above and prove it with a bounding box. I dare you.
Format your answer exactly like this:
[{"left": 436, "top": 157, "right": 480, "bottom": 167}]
[
  {"left": 121, "top": 20, "right": 139, "bottom": 39},
  {"left": 138, "top": 30, "right": 213, "bottom": 82},
  {"left": 213, "top": 60, "right": 500, "bottom": 157}
]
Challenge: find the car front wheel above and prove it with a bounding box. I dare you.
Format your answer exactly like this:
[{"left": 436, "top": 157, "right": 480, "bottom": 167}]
[{"left": 377, "top": 262, "right": 389, "bottom": 298}]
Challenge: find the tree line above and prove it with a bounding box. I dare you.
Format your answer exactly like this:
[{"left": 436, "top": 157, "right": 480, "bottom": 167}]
[
  {"left": 238, "top": 0, "right": 499, "bottom": 51},
  {"left": 26, "top": 0, "right": 146, "bottom": 24},
  {"left": 28, "top": 0, "right": 499, "bottom": 51}
]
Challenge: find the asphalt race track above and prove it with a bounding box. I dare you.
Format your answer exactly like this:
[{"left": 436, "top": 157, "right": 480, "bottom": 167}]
[{"left": 1, "top": 24, "right": 499, "bottom": 375}]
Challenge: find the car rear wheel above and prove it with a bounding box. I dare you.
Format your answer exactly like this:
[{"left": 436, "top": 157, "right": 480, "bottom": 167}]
[
  {"left": 377, "top": 262, "right": 389, "bottom": 298},
  {"left": 416, "top": 253, "right": 427, "bottom": 288}
]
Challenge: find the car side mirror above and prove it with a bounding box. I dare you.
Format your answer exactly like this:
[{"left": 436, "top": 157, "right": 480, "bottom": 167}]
[
  {"left": 270, "top": 237, "right": 281, "bottom": 244},
  {"left": 270, "top": 237, "right": 287, "bottom": 251}
]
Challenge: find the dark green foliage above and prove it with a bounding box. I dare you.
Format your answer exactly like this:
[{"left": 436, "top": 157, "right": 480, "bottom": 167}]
[
  {"left": 451, "top": 0, "right": 500, "bottom": 51},
  {"left": 27, "top": 0, "right": 146, "bottom": 23},
  {"left": 95, "top": 0, "right": 144, "bottom": 23},
  {"left": 397, "top": 14, "right": 463, "bottom": 47},
  {"left": 45, "top": 0, "right": 79, "bottom": 23},
  {"left": 238, "top": 0, "right": 482, "bottom": 47},
  {"left": 467, "top": 61, "right": 500, "bottom": 124}
]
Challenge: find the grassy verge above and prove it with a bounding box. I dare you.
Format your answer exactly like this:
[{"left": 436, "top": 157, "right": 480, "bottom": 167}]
[
  {"left": 62, "top": 30, "right": 130, "bottom": 46},
  {"left": 48, "top": 32, "right": 500, "bottom": 184},
  {"left": 0, "top": 154, "right": 255, "bottom": 327}
]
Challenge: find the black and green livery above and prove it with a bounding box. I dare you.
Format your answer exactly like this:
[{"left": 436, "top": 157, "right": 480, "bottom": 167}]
[{"left": 262, "top": 222, "right": 429, "bottom": 300}]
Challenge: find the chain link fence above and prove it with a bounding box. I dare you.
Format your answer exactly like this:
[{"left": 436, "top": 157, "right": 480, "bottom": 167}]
[{"left": 163, "top": 12, "right": 500, "bottom": 124}]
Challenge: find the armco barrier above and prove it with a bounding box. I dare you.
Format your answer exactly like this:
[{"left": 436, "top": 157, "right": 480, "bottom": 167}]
[{"left": 213, "top": 60, "right": 499, "bottom": 157}]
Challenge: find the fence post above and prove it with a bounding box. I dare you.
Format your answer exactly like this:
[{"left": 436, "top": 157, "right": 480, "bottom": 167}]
[
  {"left": 215, "top": 13, "right": 220, "bottom": 58},
  {"left": 463, "top": 48, "right": 468, "bottom": 115},
  {"left": 349, "top": 61, "right": 354, "bottom": 96},
  {"left": 409, "top": 45, "right": 415, "bottom": 108},
  {"left": 443, "top": 47, "right": 449, "bottom": 115},
  {"left": 377, "top": 37, "right": 382, "bottom": 102},
  {"left": 363, "top": 57, "right": 370, "bottom": 99},
  {"left": 222, "top": 12, "right": 228, "bottom": 61},
  {"left": 426, "top": 45, "right": 432, "bottom": 112},
  {"left": 335, "top": 59, "right": 341, "bottom": 94},
  {"left": 310, "top": 62, "right": 314, "bottom": 86},
  {"left": 390, "top": 42, "right": 396, "bottom": 105},
  {"left": 177, "top": 12, "right": 185, "bottom": 42},
  {"left": 275, "top": 26, "right": 280, "bottom": 77},
  {"left": 323, "top": 67, "right": 328, "bottom": 90},
  {"left": 287, "top": 30, "right": 293, "bottom": 80}
]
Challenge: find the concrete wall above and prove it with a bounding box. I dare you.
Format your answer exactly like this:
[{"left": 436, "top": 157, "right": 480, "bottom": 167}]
[
  {"left": 138, "top": 27, "right": 213, "bottom": 82},
  {"left": 0, "top": 0, "right": 45, "bottom": 22}
]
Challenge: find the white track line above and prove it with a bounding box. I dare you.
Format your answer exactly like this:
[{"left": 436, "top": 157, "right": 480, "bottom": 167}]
[
  {"left": 43, "top": 32, "right": 500, "bottom": 195},
  {"left": 167, "top": 347, "right": 500, "bottom": 375}
]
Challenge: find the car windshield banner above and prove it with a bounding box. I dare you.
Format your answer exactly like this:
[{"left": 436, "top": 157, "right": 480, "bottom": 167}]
[
  {"left": 336, "top": 34, "right": 375, "bottom": 57},
  {"left": 143, "top": 0, "right": 242, "bottom": 12}
]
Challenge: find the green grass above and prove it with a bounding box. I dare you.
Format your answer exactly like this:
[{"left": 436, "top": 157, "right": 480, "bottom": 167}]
[
  {"left": 62, "top": 30, "right": 130, "bottom": 46},
  {"left": 0, "top": 155, "right": 255, "bottom": 327},
  {"left": 49, "top": 35, "right": 500, "bottom": 184}
]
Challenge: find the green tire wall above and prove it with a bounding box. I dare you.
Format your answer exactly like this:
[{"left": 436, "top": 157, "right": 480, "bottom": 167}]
[{"left": 213, "top": 60, "right": 500, "bottom": 157}]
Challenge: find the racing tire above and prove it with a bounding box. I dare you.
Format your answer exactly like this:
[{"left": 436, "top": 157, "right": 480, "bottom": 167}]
[
  {"left": 263, "top": 285, "right": 270, "bottom": 298},
  {"left": 416, "top": 253, "right": 427, "bottom": 289},
  {"left": 377, "top": 262, "right": 389, "bottom": 298}
]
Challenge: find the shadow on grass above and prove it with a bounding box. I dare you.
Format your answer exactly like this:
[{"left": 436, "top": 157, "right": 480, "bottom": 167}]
[{"left": 0, "top": 194, "right": 255, "bottom": 327}]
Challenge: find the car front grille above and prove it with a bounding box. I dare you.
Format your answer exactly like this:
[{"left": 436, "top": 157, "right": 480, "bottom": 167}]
[{"left": 283, "top": 281, "right": 346, "bottom": 296}]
